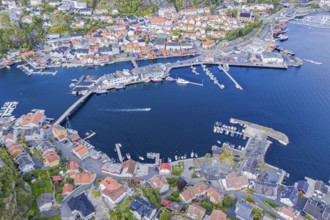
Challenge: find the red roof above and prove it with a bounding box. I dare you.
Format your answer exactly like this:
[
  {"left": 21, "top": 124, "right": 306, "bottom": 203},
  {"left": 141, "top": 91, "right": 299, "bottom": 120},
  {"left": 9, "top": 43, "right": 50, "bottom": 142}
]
[
  {"left": 51, "top": 175, "right": 62, "bottom": 182},
  {"left": 159, "top": 163, "right": 171, "bottom": 170}
]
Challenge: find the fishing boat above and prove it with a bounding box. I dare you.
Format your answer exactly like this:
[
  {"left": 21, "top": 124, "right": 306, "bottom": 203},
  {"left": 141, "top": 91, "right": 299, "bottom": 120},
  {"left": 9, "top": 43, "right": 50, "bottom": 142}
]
[
  {"left": 139, "top": 156, "right": 144, "bottom": 161},
  {"left": 190, "top": 151, "right": 194, "bottom": 158},
  {"left": 176, "top": 78, "right": 189, "bottom": 85}
]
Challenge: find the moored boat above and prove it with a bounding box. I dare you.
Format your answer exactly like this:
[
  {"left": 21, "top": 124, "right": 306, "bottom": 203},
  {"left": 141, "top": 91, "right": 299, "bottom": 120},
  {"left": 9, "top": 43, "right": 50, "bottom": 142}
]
[
  {"left": 139, "top": 156, "right": 144, "bottom": 161},
  {"left": 166, "top": 76, "right": 175, "bottom": 82},
  {"left": 151, "top": 77, "right": 163, "bottom": 83},
  {"left": 176, "top": 78, "right": 189, "bottom": 85}
]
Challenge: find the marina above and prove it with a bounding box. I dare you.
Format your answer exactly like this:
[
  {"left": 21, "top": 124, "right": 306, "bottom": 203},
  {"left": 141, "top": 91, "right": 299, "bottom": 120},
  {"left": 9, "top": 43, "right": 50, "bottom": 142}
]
[
  {"left": 213, "top": 121, "right": 246, "bottom": 139},
  {"left": 0, "top": 101, "right": 19, "bottom": 118},
  {"left": 17, "top": 64, "right": 57, "bottom": 76}
]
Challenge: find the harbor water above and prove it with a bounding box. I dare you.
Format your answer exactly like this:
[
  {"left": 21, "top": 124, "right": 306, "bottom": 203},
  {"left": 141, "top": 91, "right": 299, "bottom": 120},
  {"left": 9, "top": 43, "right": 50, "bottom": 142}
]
[{"left": 1, "top": 20, "right": 330, "bottom": 184}]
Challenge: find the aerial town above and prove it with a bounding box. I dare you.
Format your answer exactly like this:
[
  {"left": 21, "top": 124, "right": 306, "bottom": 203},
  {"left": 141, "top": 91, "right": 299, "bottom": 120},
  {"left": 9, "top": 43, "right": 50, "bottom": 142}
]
[{"left": 0, "top": 0, "right": 330, "bottom": 219}]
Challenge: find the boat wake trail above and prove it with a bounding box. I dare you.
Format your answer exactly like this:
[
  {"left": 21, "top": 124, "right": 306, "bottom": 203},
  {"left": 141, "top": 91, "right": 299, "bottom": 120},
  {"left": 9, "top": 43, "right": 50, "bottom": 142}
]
[
  {"left": 303, "top": 59, "right": 322, "bottom": 65},
  {"left": 98, "top": 108, "right": 151, "bottom": 112}
]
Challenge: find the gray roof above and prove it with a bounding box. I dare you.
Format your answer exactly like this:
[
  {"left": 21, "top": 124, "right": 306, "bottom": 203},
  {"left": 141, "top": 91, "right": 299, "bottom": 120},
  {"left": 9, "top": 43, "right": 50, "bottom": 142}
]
[
  {"left": 261, "top": 51, "right": 283, "bottom": 59},
  {"left": 235, "top": 200, "right": 254, "bottom": 220},
  {"left": 68, "top": 193, "right": 95, "bottom": 218},
  {"left": 303, "top": 198, "right": 330, "bottom": 220},
  {"left": 130, "top": 197, "right": 156, "bottom": 219},
  {"left": 314, "top": 181, "right": 328, "bottom": 195},
  {"left": 241, "top": 157, "right": 258, "bottom": 175},
  {"left": 254, "top": 181, "right": 277, "bottom": 198},
  {"left": 37, "top": 193, "right": 53, "bottom": 208}
]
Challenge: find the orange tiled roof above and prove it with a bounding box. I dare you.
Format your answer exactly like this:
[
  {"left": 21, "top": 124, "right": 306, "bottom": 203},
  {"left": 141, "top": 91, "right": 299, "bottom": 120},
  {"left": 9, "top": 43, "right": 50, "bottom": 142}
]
[
  {"left": 100, "top": 176, "right": 122, "bottom": 191},
  {"left": 72, "top": 144, "right": 89, "bottom": 157},
  {"left": 62, "top": 184, "right": 73, "bottom": 195},
  {"left": 74, "top": 172, "right": 96, "bottom": 184}
]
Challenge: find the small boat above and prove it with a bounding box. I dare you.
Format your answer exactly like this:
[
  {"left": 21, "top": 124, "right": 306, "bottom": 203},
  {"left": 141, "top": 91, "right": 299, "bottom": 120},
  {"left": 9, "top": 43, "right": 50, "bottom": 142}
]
[
  {"left": 72, "top": 79, "right": 78, "bottom": 82},
  {"left": 6, "top": 66, "right": 10, "bottom": 69},
  {"left": 183, "top": 154, "right": 187, "bottom": 159},
  {"left": 217, "top": 140, "right": 221, "bottom": 144},
  {"left": 144, "top": 79, "right": 150, "bottom": 83},
  {"left": 69, "top": 83, "right": 75, "bottom": 88},
  {"left": 195, "top": 153, "right": 198, "bottom": 158},
  {"left": 151, "top": 77, "right": 163, "bottom": 83},
  {"left": 166, "top": 76, "right": 175, "bottom": 82},
  {"left": 191, "top": 151, "right": 194, "bottom": 158},
  {"left": 176, "top": 78, "right": 189, "bottom": 85},
  {"left": 168, "top": 157, "right": 172, "bottom": 163},
  {"left": 115, "top": 84, "right": 126, "bottom": 90},
  {"left": 174, "top": 155, "right": 178, "bottom": 160},
  {"left": 139, "top": 156, "right": 144, "bottom": 161},
  {"left": 85, "top": 132, "right": 90, "bottom": 136},
  {"left": 95, "top": 89, "right": 108, "bottom": 95},
  {"left": 126, "top": 153, "right": 131, "bottom": 159}
]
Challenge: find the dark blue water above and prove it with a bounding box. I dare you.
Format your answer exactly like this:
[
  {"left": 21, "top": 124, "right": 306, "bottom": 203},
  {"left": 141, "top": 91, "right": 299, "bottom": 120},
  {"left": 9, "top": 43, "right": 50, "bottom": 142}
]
[{"left": 1, "top": 21, "right": 330, "bottom": 184}]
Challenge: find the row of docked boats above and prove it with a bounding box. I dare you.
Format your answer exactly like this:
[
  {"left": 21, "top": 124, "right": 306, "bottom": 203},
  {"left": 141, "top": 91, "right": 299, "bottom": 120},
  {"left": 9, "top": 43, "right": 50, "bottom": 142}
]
[{"left": 0, "top": 101, "right": 19, "bottom": 118}]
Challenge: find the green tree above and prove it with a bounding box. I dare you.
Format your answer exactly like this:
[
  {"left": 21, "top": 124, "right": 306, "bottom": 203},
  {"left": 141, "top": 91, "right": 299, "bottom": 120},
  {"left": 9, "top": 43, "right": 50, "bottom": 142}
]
[{"left": 160, "top": 208, "right": 170, "bottom": 220}]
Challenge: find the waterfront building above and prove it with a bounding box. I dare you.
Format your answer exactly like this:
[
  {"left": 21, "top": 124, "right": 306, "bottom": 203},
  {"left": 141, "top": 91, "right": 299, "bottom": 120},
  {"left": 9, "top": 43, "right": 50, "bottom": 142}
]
[
  {"left": 186, "top": 203, "right": 206, "bottom": 220},
  {"left": 121, "top": 159, "right": 137, "bottom": 178},
  {"left": 130, "top": 197, "right": 157, "bottom": 220},
  {"left": 180, "top": 182, "right": 208, "bottom": 203},
  {"left": 297, "top": 180, "right": 309, "bottom": 195},
  {"left": 221, "top": 172, "right": 249, "bottom": 191},
  {"left": 72, "top": 144, "right": 89, "bottom": 160},
  {"left": 36, "top": 193, "right": 53, "bottom": 212},
  {"left": 206, "top": 187, "right": 222, "bottom": 204},
  {"left": 149, "top": 175, "right": 169, "bottom": 193},
  {"left": 99, "top": 176, "right": 127, "bottom": 205},
  {"left": 68, "top": 193, "right": 96, "bottom": 220},
  {"left": 314, "top": 180, "right": 328, "bottom": 198},
  {"left": 16, "top": 110, "right": 45, "bottom": 129},
  {"left": 209, "top": 209, "right": 228, "bottom": 220},
  {"left": 52, "top": 125, "right": 68, "bottom": 142},
  {"left": 159, "top": 163, "right": 171, "bottom": 175},
  {"left": 261, "top": 52, "right": 284, "bottom": 64},
  {"left": 280, "top": 186, "right": 299, "bottom": 207},
  {"left": 74, "top": 172, "right": 96, "bottom": 185}
]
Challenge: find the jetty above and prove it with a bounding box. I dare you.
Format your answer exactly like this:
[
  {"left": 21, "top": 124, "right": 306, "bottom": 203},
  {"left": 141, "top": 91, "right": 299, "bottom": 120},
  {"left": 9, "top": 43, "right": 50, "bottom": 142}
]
[
  {"left": 147, "top": 152, "right": 160, "bottom": 165},
  {"left": 218, "top": 65, "right": 243, "bottom": 90},
  {"left": 115, "top": 143, "right": 123, "bottom": 163},
  {"left": 230, "top": 118, "right": 289, "bottom": 145},
  {"left": 83, "top": 130, "right": 96, "bottom": 141}
]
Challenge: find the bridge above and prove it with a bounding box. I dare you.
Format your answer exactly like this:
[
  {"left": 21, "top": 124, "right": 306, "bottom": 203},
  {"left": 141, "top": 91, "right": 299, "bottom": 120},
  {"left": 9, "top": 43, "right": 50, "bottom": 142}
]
[
  {"left": 53, "top": 88, "right": 95, "bottom": 126},
  {"left": 131, "top": 59, "right": 138, "bottom": 69}
]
